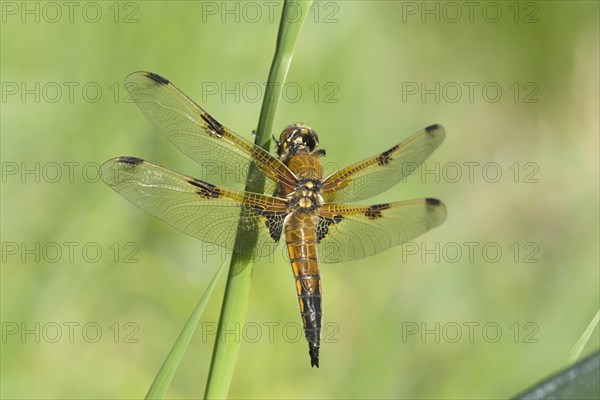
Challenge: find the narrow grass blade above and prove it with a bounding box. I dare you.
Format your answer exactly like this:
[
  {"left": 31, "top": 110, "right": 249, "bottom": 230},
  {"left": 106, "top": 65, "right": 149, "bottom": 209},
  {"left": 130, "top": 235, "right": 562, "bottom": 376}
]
[
  {"left": 204, "top": 1, "right": 314, "bottom": 398},
  {"left": 566, "top": 310, "right": 600, "bottom": 366},
  {"left": 145, "top": 262, "right": 226, "bottom": 399}
]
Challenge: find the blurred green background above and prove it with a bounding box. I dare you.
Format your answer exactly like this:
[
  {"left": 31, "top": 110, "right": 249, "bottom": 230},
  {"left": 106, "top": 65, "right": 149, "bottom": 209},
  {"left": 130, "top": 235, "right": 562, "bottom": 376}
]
[{"left": 1, "top": 1, "right": 598, "bottom": 399}]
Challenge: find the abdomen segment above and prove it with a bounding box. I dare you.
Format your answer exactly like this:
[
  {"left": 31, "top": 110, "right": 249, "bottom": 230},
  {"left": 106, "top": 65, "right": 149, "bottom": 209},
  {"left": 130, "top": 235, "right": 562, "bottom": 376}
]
[{"left": 285, "top": 213, "right": 322, "bottom": 367}]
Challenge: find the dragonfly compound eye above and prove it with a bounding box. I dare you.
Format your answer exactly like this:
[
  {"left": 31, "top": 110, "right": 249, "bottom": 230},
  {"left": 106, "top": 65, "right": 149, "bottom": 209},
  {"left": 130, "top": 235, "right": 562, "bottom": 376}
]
[{"left": 279, "top": 123, "right": 319, "bottom": 155}]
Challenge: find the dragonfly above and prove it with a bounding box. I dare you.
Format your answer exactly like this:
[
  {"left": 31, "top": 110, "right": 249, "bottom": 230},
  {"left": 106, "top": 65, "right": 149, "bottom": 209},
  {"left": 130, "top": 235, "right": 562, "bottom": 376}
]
[{"left": 100, "top": 71, "right": 447, "bottom": 368}]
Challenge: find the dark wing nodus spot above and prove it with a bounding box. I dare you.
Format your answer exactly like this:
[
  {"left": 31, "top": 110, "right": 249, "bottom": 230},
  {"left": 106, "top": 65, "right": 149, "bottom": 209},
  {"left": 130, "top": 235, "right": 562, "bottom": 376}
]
[
  {"left": 145, "top": 72, "right": 170, "bottom": 85},
  {"left": 364, "top": 203, "right": 391, "bottom": 220},
  {"left": 426, "top": 197, "right": 441, "bottom": 206},
  {"left": 376, "top": 144, "right": 400, "bottom": 166},
  {"left": 201, "top": 113, "right": 225, "bottom": 137},
  {"left": 188, "top": 178, "right": 221, "bottom": 198},
  {"left": 118, "top": 156, "right": 144, "bottom": 165}
]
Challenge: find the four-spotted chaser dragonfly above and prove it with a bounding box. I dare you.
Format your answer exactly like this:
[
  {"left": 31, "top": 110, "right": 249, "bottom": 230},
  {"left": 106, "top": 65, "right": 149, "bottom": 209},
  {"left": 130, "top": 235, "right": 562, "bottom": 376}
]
[{"left": 100, "top": 71, "right": 447, "bottom": 368}]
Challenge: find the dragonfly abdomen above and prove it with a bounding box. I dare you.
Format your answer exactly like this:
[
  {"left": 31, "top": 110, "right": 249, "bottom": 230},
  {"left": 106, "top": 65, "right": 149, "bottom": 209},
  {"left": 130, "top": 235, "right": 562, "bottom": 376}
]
[{"left": 284, "top": 213, "right": 322, "bottom": 368}]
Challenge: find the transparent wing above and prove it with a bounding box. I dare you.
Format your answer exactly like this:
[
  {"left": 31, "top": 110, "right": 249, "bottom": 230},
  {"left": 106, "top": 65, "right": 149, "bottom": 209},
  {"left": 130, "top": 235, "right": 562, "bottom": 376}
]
[
  {"left": 125, "top": 71, "right": 297, "bottom": 193},
  {"left": 100, "top": 156, "right": 289, "bottom": 259},
  {"left": 321, "top": 125, "right": 445, "bottom": 203},
  {"left": 316, "top": 198, "right": 447, "bottom": 263}
]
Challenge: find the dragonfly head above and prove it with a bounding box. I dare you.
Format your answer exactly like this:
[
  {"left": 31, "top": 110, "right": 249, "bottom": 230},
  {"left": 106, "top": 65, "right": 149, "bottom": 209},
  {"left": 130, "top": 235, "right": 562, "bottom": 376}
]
[{"left": 277, "top": 123, "right": 319, "bottom": 158}]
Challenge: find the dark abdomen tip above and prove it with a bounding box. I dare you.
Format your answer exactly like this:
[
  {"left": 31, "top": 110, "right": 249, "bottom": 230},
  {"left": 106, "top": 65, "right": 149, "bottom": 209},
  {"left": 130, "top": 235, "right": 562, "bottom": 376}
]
[{"left": 309, "top": 343, "right": 320, "bottom": 368}]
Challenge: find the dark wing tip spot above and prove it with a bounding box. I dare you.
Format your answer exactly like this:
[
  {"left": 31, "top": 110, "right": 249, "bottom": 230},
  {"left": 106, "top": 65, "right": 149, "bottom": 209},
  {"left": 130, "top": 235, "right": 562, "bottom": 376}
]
[
  {"left": 145, "top": 72, "right": 170, "bottom": 85},
  {"left": 425, "top": 198, "right": 447, "bottom": 223},
  {"left": 118, "top": 156, "right": 144, "bottom": 165},
  {"left": 425, "top": 124, "right": 441, "bottom": 134}
]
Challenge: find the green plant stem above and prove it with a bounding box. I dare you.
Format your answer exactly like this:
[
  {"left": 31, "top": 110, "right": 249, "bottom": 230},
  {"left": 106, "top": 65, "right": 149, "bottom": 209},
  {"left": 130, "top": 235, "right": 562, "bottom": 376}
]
[
  {"left": 566, "top": 310, "right": 600, "bottom": 366},
  {"left": 204, "top": 1, "right": 313, "bottom": 398},
  {"left": 145, "top": 262, "right": 225, "bottom": 399}
]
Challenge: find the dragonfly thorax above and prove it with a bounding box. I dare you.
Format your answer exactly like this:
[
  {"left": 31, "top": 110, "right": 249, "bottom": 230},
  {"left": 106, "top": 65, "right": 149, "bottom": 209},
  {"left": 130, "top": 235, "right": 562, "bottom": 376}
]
[{"left": 288, "top": 177, "right": 323, "bottom": 213}]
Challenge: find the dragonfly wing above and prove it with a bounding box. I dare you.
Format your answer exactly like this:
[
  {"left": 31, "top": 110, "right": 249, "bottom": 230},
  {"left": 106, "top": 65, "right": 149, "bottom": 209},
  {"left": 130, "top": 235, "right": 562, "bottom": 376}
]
[
  {"left": 125, "top": 71, "right": 297, "bottom": 193},
  {"left": 316, "top": 198, "right": 447, "bottom": 263},
  {"left": 321, "top": 125, "right": 445, "bottom": 203},
  {"left": 100, "top": 156, "right": 289, "bottom": 259}
]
